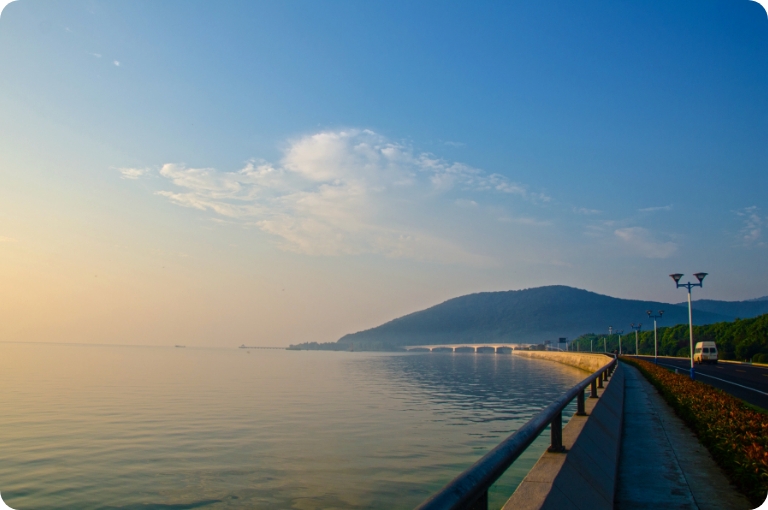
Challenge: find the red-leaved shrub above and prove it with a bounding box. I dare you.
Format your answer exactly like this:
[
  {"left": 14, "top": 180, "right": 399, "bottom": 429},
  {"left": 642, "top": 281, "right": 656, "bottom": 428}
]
[{"left": 621, "top": 357, "right": 768, "bottom": 505}]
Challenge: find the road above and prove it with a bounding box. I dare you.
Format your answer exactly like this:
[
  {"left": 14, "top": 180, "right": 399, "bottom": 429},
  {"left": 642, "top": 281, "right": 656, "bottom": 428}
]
[{"left": 633, "top": 355, "right": 768, "bottom": 410}]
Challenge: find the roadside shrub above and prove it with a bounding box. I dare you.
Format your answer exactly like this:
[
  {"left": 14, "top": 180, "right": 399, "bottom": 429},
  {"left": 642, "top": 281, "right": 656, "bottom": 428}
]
[{"left": 621, "top": 357, "right": 768, "bottom": 506}]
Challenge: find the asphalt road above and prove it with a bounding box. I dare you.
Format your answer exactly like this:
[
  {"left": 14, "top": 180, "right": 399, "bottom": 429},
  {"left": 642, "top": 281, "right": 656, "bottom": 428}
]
[{"left": 633, "top": 355, "right": 768, "bottom": 410}]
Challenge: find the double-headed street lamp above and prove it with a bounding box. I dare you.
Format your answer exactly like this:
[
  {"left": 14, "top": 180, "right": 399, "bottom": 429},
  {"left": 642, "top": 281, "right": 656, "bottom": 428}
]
[
  {"left": 646, "top": 310, "right": 664, "bottom": 364},
  {"left": 670, "top": 272, "right": 708, "bottom": 380},
  {"left": 630, "top": 323, "right": 642, "bottom": 356}
]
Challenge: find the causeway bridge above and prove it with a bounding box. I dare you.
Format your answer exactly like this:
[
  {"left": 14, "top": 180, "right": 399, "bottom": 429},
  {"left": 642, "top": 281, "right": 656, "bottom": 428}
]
[{"left": 404, "top": 343, "right": 536, "bottom": 353}]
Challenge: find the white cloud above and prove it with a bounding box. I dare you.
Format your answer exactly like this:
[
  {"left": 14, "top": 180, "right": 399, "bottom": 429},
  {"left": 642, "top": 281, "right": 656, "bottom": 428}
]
[
  {"left": 638, "top": 205, "right": 672, "bottom": 213},
  {"left": 92, "top": 53, "right": 102, "bottom": 58},
  {"left": 113, "top": 60, "right": 120, "bottom": 66},
  {"left": 735, "top": 206, "right": 764, "bottom": 246},
  {"left": 574, "top": 207, "right": 601, "bottom": 215},
  {"left": 142, "top": 129, "right": 544, "bottom": 263},
  {"left": 117, "top": 167, "right": 149, "bottom": 180},
  {"left": 614, "top": 227, "right": 677, "bottom": 259}
]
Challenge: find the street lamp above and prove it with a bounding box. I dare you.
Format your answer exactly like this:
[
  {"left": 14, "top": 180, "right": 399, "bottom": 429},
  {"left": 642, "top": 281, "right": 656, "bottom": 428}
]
[
  {"left": 670, "top": 273, "right": 708, "bottom": 380},
  {"left": 608, "top": 327, "right": 622, "bottom": 354},
  {"left": 646, "top": 310, "right": 664, "bottom": 364},
  {"left": 630, "top": 323, "right": 642, "bottom": 356}
]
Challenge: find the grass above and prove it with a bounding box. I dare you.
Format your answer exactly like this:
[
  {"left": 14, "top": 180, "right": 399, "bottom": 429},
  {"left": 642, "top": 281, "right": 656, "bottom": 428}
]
[{"left": 621, "top": 357, "right": 768, "bottom": 506}]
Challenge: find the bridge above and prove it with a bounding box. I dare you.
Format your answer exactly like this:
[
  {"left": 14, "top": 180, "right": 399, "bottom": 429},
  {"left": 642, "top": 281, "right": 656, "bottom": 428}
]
[{"left": 404, "top": 343, "right": 537, "bottom": 353}]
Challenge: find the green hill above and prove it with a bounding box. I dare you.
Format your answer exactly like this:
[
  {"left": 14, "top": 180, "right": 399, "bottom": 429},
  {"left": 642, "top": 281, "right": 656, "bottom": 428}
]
[
  {"left": 323, "top": 285, "right": 738, "bottom": 350},
  {"left": 574, "top": 313, "right": 768, "bottom": 361},
  {"left": 682, "top": 298, "right": 768, "bottom": 319}
]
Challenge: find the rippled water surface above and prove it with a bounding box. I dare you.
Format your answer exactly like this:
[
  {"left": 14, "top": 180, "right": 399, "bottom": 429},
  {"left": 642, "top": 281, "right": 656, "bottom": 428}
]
[{"left": 0, "top": 344, "right": 586, "bottom": 509}]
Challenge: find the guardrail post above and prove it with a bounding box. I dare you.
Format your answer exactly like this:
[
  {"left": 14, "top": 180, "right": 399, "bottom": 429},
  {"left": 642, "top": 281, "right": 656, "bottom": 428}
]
[
  {"left": 470, "top": 490, "right": 488, "bottom": 510},
  {"left": 597, "top": 372, "right": 604, "bottom": 389},
  {"left": 576, "top": 388, "right": 586, "bottom": 415},
  {"left": 590, "top": 378, "right": 598, "bottom": 398},
  {"left": 547, "top": 411, "right": 565, "bottom": 452}
]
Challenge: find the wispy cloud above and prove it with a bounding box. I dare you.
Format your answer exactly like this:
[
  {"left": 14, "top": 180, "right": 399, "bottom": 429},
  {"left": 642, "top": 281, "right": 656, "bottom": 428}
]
[
  {"left": 638, "top": 205, "right": 672, "bottom": 213},
  {"left": 735, "top": 206, "right": 764, "bottom": 246},
  {"left": 117, "top": 167, "right": 150, "bottom": 180},
  {"left": 498, "top": 216, "right": 552, "bottom": 227},
  {"left": 614, "top": 227, "right": 677, "bottom": 258},
  {"left": 132, "top": 130, "right": 546, "bottom": 263},
  {"left": 454, "top": 199, "right": 478, "bottom": 208},
  {"left": 0, "top": 236, "right": 18, "bottom": 243},
  {"left": 113, "top": 60, "right": 121, "bottom": 67},
  {"left": 574, "top": 207, "right": 601, "bottom": 215}
]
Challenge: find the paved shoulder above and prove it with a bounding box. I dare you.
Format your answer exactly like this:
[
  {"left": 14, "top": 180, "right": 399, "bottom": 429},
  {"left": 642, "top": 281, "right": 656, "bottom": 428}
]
[{"left": 616, "top": 364, "right": 750, "bottom": 510}]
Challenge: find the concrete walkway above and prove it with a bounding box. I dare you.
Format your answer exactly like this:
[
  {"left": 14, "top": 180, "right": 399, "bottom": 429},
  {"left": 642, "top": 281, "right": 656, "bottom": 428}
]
[{"left": 616, "top": 364, "right": 751, "bottom": 510}]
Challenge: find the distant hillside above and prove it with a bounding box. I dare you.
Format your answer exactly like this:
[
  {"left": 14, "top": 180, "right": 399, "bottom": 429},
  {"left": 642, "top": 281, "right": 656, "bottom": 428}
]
[
  {"left": 334, "top": 285, "right": 735, "bottom": 350},
  {"left": 683, "top": 298, "right": 768, "bottom": 318},
  {"left": 574, "top": 313, "right": 768, "bottom": 361}
]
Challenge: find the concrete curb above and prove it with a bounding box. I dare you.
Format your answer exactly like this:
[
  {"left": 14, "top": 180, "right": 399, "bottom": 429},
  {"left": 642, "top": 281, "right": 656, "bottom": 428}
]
[{"left": 503, "top": 363, "right": 625, "bottom": 510}]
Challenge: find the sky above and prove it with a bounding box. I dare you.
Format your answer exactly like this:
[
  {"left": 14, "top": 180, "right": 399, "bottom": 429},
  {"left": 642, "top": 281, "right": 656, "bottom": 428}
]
[{"left": 1, "top": 0, "right": 767, "bottom": 347}]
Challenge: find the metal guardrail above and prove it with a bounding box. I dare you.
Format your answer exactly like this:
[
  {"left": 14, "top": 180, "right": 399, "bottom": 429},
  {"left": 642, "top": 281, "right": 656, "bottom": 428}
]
[{"left": 415, "top": 355, "right": 617, "bottom": 510}]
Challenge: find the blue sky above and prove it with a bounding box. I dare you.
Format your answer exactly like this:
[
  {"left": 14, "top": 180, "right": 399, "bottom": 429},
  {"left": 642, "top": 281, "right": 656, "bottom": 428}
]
[{"left": 1, "top": 1, "right": 767, "bottom": 346}]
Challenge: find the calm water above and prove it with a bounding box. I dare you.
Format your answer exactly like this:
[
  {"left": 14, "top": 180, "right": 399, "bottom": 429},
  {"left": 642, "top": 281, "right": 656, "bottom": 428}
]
[{"left": 0, "top": 344, "right": 586, "bottom": 510}]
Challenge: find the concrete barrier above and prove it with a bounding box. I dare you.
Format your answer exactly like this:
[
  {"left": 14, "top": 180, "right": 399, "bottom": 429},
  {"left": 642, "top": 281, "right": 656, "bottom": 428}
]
[
  {"left": 503, "top": 360, "right": 625, "bottom": 510},
  {"left": 513, "top": 350, "right": 612, "bottom": 373}
]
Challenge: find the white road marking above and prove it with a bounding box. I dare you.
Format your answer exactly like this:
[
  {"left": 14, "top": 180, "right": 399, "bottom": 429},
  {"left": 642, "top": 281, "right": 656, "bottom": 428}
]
[{"left": 654, "top": 362, "right": 768, "bottom": 396}]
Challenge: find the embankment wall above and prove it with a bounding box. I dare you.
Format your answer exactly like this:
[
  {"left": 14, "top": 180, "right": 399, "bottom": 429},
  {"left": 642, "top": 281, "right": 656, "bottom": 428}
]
[
  {"left": 513, "top": 350, "right": 612, "bottom": 373},
  {"left": 504, "top": 353, "right": 624, "bottom": 510}
]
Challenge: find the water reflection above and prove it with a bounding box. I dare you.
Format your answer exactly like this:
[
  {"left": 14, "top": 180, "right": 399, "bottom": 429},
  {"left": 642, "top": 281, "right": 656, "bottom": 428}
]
[
  {"left": 350, "top": 353, "right": 585, "bottom": 436},
  {"left": 0, "top": 345, "right": 586, "bottom": 510}
]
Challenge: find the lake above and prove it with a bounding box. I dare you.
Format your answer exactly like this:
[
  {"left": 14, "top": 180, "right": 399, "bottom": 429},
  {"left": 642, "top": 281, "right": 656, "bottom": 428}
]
[{"left": 0, "top": 343, "right": 586, "bottom": 509}]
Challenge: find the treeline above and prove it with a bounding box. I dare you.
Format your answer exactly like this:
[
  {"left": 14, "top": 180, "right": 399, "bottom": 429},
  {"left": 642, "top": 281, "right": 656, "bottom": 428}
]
[
  {"left": 287, "top": 340, "right": 396, "bottom": 351},
  {"left": 572, "top": 313, "right": 768, "bottom": 361}
]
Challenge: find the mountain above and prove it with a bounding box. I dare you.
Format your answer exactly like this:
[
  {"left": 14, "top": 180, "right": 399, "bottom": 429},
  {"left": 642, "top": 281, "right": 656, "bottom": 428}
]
[
  {"left": 681, "top": 297, "right": 768, "bottom": 319},
  {"left": 336, "top": 285, "right": 737, "bottom": 349}
]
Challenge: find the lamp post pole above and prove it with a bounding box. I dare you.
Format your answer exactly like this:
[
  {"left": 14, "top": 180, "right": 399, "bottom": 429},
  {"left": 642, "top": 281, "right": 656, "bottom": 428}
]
[
  {"left": 647, "top": 310, "right": 664, "bottom": 364},
  {"left": 670, "top": 273, "right": 708, "bottom": 380},
  {"left": 630, "top": 323, "right": 642, "bottom": 356}
]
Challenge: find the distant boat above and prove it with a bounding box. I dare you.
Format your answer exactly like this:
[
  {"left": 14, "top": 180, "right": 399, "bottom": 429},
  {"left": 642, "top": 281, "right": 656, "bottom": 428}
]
[{"left": 175, "top": 345, "right": 186, "bottom": 348}]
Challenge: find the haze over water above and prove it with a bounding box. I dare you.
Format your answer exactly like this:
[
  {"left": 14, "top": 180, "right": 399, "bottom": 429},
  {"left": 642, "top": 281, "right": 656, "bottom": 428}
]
[{"left": 0, "top": 343, "right": 585, "bottom": 509}]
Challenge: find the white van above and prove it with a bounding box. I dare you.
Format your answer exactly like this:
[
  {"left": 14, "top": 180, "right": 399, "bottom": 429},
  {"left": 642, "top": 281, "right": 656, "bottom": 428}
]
[{"left": 694, "top": 341, "right": 718, "bottom": 364}]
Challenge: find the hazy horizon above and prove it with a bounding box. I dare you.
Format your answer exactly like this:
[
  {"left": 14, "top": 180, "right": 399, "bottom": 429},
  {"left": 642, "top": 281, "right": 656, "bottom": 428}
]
[{"left": 2, "top": 1, "right": 767, "bottom": 347}]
